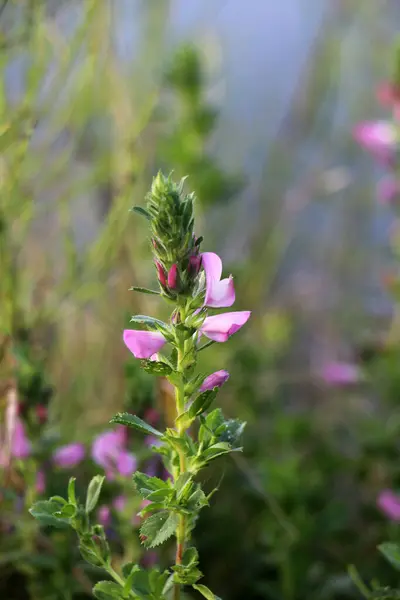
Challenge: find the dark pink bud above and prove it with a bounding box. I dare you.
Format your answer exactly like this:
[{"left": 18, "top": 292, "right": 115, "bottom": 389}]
[
  {"left": 155, "top": 262, "right": 166, "bottom": 286},
  {"left": 167, "top": 264, "right": 178, "bottom": 289},
  {"left": 36, "top": 404, "right": 48, "bottom": 423},
  {"left": 189, "top": 255, "right": 202, "bottom": 275}
]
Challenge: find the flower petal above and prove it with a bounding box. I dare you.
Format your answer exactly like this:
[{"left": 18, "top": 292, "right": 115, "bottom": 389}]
[
  {"left": 123, "top": 329, "right": 166, "bottom": 359},
  {"left": 53, "top": 443, "right": 85, "bottom": 468},
  {"left": 377, "top": 489, "right": 400, "bottom": 521},
  {"left": 200, "top": 370, "right": 230, "bottom": 391},
  {"left": 92, "top": 430, "right": 124, "bottom": 467},
  {"left": 202, "top": 252, "right": 235, "bottom": 307},
  {"left": 200, "top": 311, "right": 251, "bottom": 342},
  {"left": 116, "top": 451, "right": 137, "bottom": 477},
  {"left": 353, "top": 121, "right": 397, "bottom": 164},
  {"left": 320, "top": 362, "right": 360, "bottom": 385}
]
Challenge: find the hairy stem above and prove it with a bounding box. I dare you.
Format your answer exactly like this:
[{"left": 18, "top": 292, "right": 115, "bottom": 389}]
[{"left": 174, "top": 340, "right": 188, "bottom": 600}]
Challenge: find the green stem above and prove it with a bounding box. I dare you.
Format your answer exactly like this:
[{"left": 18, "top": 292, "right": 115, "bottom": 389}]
[
  {"left": 105, "top": 563, "right": 136, "bottom": 599},
  {"left": 174, "top": 339, "right": 188, "bottom": 600}
]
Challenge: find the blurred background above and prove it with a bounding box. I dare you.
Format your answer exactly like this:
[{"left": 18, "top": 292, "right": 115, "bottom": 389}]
[{"left": 2, "top": 1, "right": 400, "bottom": 599}]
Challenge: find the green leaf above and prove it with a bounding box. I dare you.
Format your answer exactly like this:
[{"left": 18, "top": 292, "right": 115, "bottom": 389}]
[
  {"left": 86, "top": 475, "right": 105, "bottom": 513},
  {"left": 133, "top": 472, "right": 170, "bottom": 499},
  {"left": 130, "top": 315, "right": 169, "bottom": 334},
  {"left": 122, "top": 563, "right": 140, "bottom": 597},
  {"left": 130, "top": 286, "right": 160, "bottom": 295},
  {"left": 189, "top": 388, "right": 218, "bottom": 419},
  {"left": 140, "top": 360, "right": 173, "bottom": 376},
  {"left": 140, "top": 511, "right": 179, "bottom": 548},
  {"left": 110, "top": 413, "right": 163, "bottom": 437},
  {"left": 29, "top": 500, "right": 70, "bottom": 529},
  {"left": 175, "top": 411, "right": 195, "bottom": 431},
  {"left": 92, "top": 581, "right": 124, "bottom": 599},
  {"left": 192, "top": 583, "right": 221, "bottom": 600},
  {"left": 54, "top": 503, "right": 76, "bottom": 519},
  {"left": 131, "top": 206, "right": 151, "bottom": 220},
  {"left": 183, "top": 547, "right": 199, "bottom": 567},
  {"left": 68, "top": 477, "right": 77, "bottom": 505},
  {"left": 378, "top": 543, "right": 400, "bottom": 571},
  {"left": 79, "top": 543, "right": 103, "bottom": 567}
]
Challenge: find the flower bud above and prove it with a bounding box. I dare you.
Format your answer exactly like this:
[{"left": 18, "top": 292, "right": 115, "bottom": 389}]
[
  {"left": 188, "top": 255, "right": 202, "bottom": 276},
  {"left": 155, "top": 261, "right": 167, "bottom": 287},
  {"left": 167, "top": 264, "right": 178, "bottom": 289}
]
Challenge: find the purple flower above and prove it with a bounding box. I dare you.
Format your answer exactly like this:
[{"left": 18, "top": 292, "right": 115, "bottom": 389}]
[
  {"left": 353, "top": 121, "right": 398, "bottom": 165},
  {"left": 98, "top": 505, "right": 111, "bottom": 526},
  {"left": 201, "top": 252, "right": 235, "bottom": 308},
  {"left": 113, "top": 495, "right": 126, "bottom": 512},
  {"left": 320, "top": 362, "right": 360, "bottom": 385},
  {"left": 92, "top": 428, "right": 137, "bottom": 479},
  {"left": 53, "top": 443, "right": 85, "bottom": 468},
  {"left": 377, "top": 489, "right": 400, "bottom": 521},
  {"left": 199, "top": 370, "right": 230, "bottom": 392},
  {"left": 200, "top": 311, "right": 251, "bottom": 342},
  {"left": 123, "top": 330, "right": 166, "bottom": 359}
]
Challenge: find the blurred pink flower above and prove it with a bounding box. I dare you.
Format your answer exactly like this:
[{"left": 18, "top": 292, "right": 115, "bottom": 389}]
[
  {"left": 377, "top": 176, "right": 400, "bottom": 204},
  {"left": 200, "top": 370, "right": 230, "bottom": 392},
  {"left": 202, "top": 252, "right": 235, "bottom": 308},
  {"left": 353, "top": 121, "right": 398, "bottom": 165},
  {"left": 200, "top": 311, "right": 251, "bottom": 342},
  {"left": 113, "top": 495, "right": 127, "bottom": 513},
  {"left": 377, "top": 489, "right": 400, "bottom": 521},
  {"left": 36, "top": 470, "right": 46, "bottom": 494},
  {"left": 53, "top": 443, "right": 85, "bottom": 468},
  {"left": 320, "top": 362, "right": 360, "bottom": 385},
  {"left": 92, "top": 428, "right": 136, "bottom": 479},
  {"left": 377, "top": 82, "right": 400, "bottom": 119},
  {"left": 123, "top": 330, "right": 166, "bottom": 359},
  {"left": 98, "top": 505, "right": 111, "bottom": 527}
]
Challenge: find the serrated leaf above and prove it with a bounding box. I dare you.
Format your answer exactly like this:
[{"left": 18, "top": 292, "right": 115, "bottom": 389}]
[
  {"left": 130, "top": 315, "right": 169, "bottom": 334},
  {"left": 192, "top": 583, "right": 221, "bottom": 600},
  {"left": 29, "top": 500, "right": 70, "bottom": 529},
  {"left": 189, "top": 389, "right": 218, "bottom": 419},
  {"left": 133, "top": 472, "right": 170, "bottom": 498},
  {"left": 140, "top": 511, "right": 179, "bottom": 548},
  {"left": 86, "top": 475, "right": 105, "bottom": 513},
  {"left": 378, "top": 543, "right": 400, "bottom": 571},
  {"left": 130, "top": 286, "right": 160, "bottom": 295},
  {"left": 131, "top": 206, "right": 151, "bottom": 220},
  {"left": 110, "top": 413, "right": 163, "bottom": 437},
  {"left": 92, "top": 581, "right": 124, "bottom": 599}
]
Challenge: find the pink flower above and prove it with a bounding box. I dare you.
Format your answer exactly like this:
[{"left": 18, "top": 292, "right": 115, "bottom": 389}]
[
  {"left": 53, "top": 443, "right": 85, "bottom": 468},
  {"left": 377, "top": 489, "right": 400, "bottom": 521},
  {"left": 92, "top": 428, "right": 137, "bottom": 479},
  {"left": 353, "top": 121, "right": 398, "bottom": 165},
  {"left": 320, "top": 362, "right": 360, "bottom": 385},
  {"left": 98, "top": 505, "right": 111, "bottom": 526},
  {"left": 113, "top": 495, "right": 127, "bottom": 512},
  {"left": 36, "top": 470, "right": 46, "bottom": 494},
  {"left": 377, "top": 176, "right": 400, "bottom": 204},
  {"left": 12, "top": 418, "right": 31, "bottom": 459},
  {"left": 167, "top": 264, "right": 178, "bottom": 289},
  {"left": 200, "top": 370, "right": 230, "bottom": 391},
  {"left": 202, "top": 252, "right": 235, "bottom": 308},
  {"left": 123, "top": 330, "right": 166, "bottom": 359},
  {"left": 200, "top": 311, "right": 251, "bottom": 342}
]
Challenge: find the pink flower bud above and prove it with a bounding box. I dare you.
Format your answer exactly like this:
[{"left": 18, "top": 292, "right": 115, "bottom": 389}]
[
  {"left": 167, "top": 264, "right": 178, "bottom": 289},
  {"left": 155, "top": 262, "right": 166, "bottom": 286},
  {"left": 36, "top": 404, "right": 48, "bottom": 423},
  {"left": 189, "top": 255, "right": 202, "bottom": 276},
  {"left": 200, "top": 370, "right": 230, "bottom": 392}
]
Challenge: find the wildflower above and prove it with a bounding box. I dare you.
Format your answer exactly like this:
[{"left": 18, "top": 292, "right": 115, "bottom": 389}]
[
  {"left": 10, "top": 418, "right": 31, "bottom": 459},
  {"left": 155, "top": 262, "right": 167, "bottom": 287},
  {"left": 200, "top": 311, "right": 251, "bottom": 342},
  {"left": 353, "top": 121, "right": 398, "bottom": 165},
  {"left": 36, "top": 470, "right": 46, "bottom": 494},
  {"left": 98, "top": 505, "right": 111, "bottom": 527},
  {"left": 123, "top": 330, "right": 166, "bottom": 359},
  {"left": 377, "top": 489, "right": 400, "bottom": 521},
  {"left": 377, "top": 176, "right": 400, "bottom": 204},
  {"left": 53, "top": 443, "right": 85, "bottom": 468},
  {"left": 92, "top": 428, "right": 137, "bottom": 479},
  {"left": 167, "top": 264, "right": 178, "bottom": 289},
  {"left": 201, "top": 252, "right": 235, "bottom": 308},
  {"left": 200, "top": 370, "right": 230, "bottom": 391},
  {"left": 113, "top": 495, "right": 127, "bottom": 513},
  {"left": 320, "top": 361, "right": 361, "bottom": 385}
]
